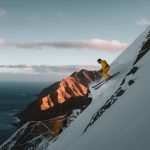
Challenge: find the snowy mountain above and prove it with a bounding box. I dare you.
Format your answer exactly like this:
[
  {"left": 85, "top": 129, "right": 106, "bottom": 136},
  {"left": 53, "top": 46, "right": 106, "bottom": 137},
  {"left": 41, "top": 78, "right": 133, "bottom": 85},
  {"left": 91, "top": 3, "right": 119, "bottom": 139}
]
[
  {"left": 0, "top": 69, "right": 100, "bottom": 149},
  {"left": 1, "top": 26, "right": 150, "bottom": 150},
  {"left": 44, "top": 26, "right": 150, "bottom": 150}
]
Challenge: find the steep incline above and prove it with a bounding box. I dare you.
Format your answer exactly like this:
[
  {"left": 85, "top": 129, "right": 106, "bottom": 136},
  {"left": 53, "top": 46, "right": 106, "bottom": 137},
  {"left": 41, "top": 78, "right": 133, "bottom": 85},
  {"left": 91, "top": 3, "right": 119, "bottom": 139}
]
[
  {"left": 45, "top": 26, "right": 150, "bottom": 150},
  {"left": 1, "top": 26, "right": 150, "bottom": 150}
]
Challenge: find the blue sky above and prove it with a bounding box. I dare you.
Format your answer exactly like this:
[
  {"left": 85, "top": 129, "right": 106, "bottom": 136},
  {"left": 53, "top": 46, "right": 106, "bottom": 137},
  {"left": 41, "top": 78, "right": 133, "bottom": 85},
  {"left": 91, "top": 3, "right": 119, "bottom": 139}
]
[{"left": 0, "top": 0, "right": 150, "bottom": 65}]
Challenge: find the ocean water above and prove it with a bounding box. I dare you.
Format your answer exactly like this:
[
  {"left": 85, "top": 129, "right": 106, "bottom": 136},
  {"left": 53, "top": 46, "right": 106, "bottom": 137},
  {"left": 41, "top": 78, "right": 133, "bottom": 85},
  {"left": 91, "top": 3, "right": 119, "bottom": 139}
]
[{"left": 0, "top": 80, "right": 52, "bottom": 145}]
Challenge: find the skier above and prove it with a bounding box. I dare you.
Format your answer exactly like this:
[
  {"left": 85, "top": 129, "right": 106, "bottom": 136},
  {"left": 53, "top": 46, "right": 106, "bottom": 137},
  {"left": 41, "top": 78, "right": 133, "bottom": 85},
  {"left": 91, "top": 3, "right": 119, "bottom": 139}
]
[{"left": 97, "top": 59, "right": 110, "bottom": 79}]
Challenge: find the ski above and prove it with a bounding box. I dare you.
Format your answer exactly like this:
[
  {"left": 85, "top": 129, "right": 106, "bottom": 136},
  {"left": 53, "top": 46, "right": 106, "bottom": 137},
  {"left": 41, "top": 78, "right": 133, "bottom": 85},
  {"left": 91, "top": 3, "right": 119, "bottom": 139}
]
[
  {"left": 92, "top": 79, "right": 106, "bottom": 88},
  {"left": 93, "top": 72, "right": 120, "bottom": 90},
  {"left": 94, "top": 80, "right": 107, "bottom": 90}
]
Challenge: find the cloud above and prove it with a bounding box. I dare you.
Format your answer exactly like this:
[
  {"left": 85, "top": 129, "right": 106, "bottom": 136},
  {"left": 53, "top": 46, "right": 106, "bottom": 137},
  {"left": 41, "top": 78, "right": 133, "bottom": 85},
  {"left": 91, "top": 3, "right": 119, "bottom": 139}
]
[
  {"left": 27, "top": 16, "right": 40, "bottom": 23},
  {"left": 0, "top": 38, "right": 128, "bottom": 51},
  {"left": 0, "top": 65, "right": 99, "bottom": 81},
  {"left": 57, "top": 11, "right": 65, "bottom": 17},
  {"left": 0, "top": 65, "right": 99, "bottom": 74},
  {"left": 0, "top": 39, "right": 6, "bottom": 46},
  {"left": 136, "top": 18, "right": 150, "bottom": 26},
  {"left": 0, "top": 9, "right": 7, "bottom": 17},
  {"left": 14, "top": 39, "right": 128, "bottom": 51}
]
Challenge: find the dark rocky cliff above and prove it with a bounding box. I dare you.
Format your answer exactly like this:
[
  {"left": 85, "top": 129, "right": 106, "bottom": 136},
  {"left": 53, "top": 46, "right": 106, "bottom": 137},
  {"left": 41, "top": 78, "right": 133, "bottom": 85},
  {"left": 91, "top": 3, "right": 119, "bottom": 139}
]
[
  {"left": 1, "top": 69, "right": 100, "bottom": 150},
  {"left": 17, "top": 69, "right": 100, "bottom": 124}
]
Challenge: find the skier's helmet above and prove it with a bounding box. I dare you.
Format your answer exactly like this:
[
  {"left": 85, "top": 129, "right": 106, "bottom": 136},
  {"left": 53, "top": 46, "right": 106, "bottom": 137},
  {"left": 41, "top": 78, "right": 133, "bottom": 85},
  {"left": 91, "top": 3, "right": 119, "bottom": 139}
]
[{"left": 97, "top": 59, "right": 102, "bottom": 63}]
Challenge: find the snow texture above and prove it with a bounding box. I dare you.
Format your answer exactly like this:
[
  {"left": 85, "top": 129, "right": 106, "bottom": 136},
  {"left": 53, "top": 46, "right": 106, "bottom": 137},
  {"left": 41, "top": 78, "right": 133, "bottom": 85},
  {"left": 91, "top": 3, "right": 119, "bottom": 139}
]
[{"left": 46, "top": 26, "right": 150, "bottom": 150}]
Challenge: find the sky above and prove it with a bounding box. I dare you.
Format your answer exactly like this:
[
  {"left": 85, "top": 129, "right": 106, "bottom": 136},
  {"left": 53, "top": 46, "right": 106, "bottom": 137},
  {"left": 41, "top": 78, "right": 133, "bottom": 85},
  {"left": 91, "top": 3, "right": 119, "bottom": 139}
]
[{"left": 0, "top": 0, "right": 150, "bottom": 66}]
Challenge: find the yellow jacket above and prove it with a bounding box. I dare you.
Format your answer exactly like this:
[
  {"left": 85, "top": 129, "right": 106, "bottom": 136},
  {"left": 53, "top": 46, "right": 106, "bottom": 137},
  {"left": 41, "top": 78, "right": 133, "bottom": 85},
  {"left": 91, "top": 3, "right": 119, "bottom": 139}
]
[
  {"left": 99, "top": 60, "right": 109, "bottom": 70},
  {"left": 98, "top": 59, "right": 110, "bottom": 79}
]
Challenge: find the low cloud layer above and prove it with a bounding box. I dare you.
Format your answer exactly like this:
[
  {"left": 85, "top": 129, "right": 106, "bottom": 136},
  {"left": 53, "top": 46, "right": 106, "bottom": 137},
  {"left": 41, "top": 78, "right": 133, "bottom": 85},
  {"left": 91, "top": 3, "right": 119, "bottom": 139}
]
[
  {"left": 14, "top": 39, "right": 128, "bottom": 51},
  {"left": 136, "top": 18, "right": 150, "bottom": 26},
  {"left": 0, "top": 65, "right": 99, "bottom": 81},
  {"left": 0, "top": 65, "right": 99, "bottom": 74}
]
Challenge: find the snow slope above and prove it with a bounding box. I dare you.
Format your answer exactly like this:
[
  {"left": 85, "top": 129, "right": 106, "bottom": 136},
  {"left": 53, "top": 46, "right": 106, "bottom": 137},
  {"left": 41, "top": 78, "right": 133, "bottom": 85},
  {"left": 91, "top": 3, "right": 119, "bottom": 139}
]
[{"left": 45, "top": 26, "right": 150, "bottom": 150}]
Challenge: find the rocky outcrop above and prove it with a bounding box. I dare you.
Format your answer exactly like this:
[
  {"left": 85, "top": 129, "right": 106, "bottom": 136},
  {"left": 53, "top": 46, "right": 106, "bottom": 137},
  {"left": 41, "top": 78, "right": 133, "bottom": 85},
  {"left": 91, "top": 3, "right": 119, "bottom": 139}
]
[
  {"left": 1, "top": 69, "right": 99, "bottom": 150},
  {"left": 1, "top": 95, "right": 92, "bottom": 150},
  {"left": 17, "top": 69, "right": 100, "bottom": 124}
]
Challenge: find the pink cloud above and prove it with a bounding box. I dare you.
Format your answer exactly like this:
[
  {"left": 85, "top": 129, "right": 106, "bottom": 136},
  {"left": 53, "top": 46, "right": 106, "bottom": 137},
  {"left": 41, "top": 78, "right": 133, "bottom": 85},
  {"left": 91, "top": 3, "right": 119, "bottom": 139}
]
[
  {"left": 0, "top": 39, "right": 6, "bottom": 46},
  {"left": 15, "top": 39, "right": 128, "bottom": 51}
]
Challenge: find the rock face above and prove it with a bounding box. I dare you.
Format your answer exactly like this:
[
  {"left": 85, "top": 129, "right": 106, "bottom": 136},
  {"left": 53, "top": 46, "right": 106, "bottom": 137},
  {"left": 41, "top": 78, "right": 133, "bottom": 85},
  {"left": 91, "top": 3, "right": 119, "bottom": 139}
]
[
  {"left": 17, "top": 69, "right": 100, "bottom": 124},
  {"left": 1, "top": 96, "right": 92, "bottom": 150}
]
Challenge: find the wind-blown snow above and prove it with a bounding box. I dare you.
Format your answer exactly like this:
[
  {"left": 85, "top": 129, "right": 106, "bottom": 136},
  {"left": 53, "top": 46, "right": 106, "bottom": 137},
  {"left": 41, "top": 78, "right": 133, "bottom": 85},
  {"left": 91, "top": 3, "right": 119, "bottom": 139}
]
[{"left": 45, "top": 26, "right": 150, "bottom": 150}]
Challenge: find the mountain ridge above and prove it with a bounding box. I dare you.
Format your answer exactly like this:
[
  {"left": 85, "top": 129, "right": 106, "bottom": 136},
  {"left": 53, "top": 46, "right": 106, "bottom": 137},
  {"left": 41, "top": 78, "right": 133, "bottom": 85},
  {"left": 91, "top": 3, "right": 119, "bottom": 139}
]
[{"left": 17, "top": 69, "right": 100, "bottom": 124}]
